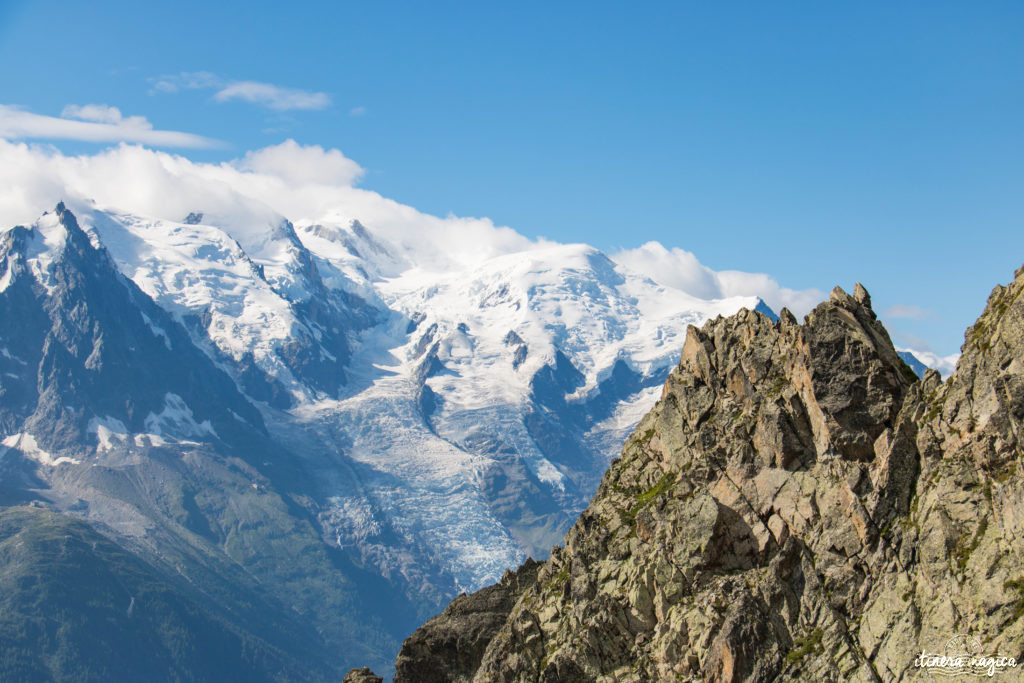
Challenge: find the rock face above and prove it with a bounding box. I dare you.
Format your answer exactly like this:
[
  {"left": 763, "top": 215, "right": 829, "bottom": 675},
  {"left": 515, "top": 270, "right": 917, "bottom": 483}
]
[
  {"left": 394, "top": 558, "right": 541, "bottom": 682},
  {"left": 343, "top": 667, "right": 384, "bottom": 683},
  {"left": 394, "top": 269, "right": 1024, "bottom": 681}
]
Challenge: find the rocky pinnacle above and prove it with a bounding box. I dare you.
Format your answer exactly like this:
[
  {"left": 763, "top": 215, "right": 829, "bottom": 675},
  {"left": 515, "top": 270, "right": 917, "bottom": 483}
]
[{"left": 385, "top": 268, "right": 1024, "bottom": 682}]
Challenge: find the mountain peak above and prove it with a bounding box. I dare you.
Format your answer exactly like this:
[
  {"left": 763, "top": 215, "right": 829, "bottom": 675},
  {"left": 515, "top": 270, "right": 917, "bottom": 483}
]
[
  {"left": 753, "top": 297, "right": 778, "bottom": 321},
  {"left": 853, "top": 281, "right": 871, "bottom": 307}
]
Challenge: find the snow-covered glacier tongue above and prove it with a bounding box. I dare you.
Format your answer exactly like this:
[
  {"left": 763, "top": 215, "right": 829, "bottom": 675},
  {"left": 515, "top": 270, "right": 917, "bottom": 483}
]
[
  {"left": 288, "top": 222, "right": 767, "bottom": 594},
  {"left": 88, "top": 204, "right": 767, "bottom": 595}
]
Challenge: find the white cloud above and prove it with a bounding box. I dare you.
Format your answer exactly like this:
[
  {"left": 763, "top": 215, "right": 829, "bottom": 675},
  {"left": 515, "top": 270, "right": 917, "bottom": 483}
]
[
  {"left": 61, "top": 104, "right": 147, "bottom": 127},
  {"left": 151, "top": 71, "right": 331, "bottom": 111},
  {"left": 613, "top": 241, "right": 719, "bottom": 299},
  {"left": 612, "top": 241, "right": 824, "bottom": 317},
  {"left": 213, "top": 81, "right": 331, "bottom": 111},
  {"left": 0, "top": 105, "right": 221, "bottom": 149},
  {"left": 0, "top": 136, "right": 951, "bottom": 359},
  {"left": 897, "top": 347, "right": 959, "bottom": 378},
  {"left": 0, "top": 138, "right": 824, "bottom": 304},
  {"left": 237, "top": 139, "right": 363, "bottom": 186},
  {"left": 149, "top": 71, "right": 221, "bottom": 94},
  {"left": 885, "top": 304, "right": 934, "bottom": 320},
  {"left": 349, "top": 106, "right": 367, "bottom": 117},
  {"left": 0, "top": 139, "right": 532, "bottom": 270}
]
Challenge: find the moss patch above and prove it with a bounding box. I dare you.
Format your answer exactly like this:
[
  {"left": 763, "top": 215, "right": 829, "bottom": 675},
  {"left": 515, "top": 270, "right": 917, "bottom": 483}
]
[
  {"left": 784, "top": 628, "right": 824, "bottom": 666},
  {"left": 619, "top": 472, "right": 677, "bottom": 528},
  {"left": 545, "top": 565, "right": 570, "bottom": 592},
  {"left": 952, "top": 517, "right": 988, "bottom": 576},
  {"left": 1004, "top": 577, "right": 1024, "bottom": 623},
  {"left": 766, "top": 376, "right": 788, "bottom": 397}
]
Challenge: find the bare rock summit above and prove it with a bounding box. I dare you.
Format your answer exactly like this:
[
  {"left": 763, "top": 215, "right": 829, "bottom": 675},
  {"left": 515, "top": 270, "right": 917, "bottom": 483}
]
[{"left": 388, "top": 269, "right": 1024, "bottom": 682}]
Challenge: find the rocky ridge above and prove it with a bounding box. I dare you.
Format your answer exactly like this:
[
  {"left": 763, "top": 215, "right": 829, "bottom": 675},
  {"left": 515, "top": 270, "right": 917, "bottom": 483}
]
[{"left": 388, "top": 268, "right": 1024, "bottom": 681}]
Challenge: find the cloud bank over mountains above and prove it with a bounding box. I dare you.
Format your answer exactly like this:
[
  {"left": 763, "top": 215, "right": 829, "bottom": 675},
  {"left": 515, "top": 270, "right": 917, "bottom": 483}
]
[
  {"left": 0, "top": 136, "right": 822, "bottom": 314},
  {"left": 613, "top": 241, "right": 824, "bottom": 319}
]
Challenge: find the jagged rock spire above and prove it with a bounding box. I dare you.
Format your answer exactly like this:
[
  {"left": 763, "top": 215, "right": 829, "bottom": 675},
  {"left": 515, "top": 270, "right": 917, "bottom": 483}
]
[{"left": 390, "top": 268, "right": 1024, "bottom": 682}]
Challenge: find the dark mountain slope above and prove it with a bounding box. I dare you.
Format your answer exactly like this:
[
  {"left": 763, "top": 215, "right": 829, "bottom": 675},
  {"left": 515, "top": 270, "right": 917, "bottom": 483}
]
[
  {"left": 0, "top": 206, "right": 410, "bottom": 679},
  {"left": 0, "top": 506, "right": 319, "bottom": 682},
  {"left": 0, "top": 204, "right": 263, "bottom": 451}
]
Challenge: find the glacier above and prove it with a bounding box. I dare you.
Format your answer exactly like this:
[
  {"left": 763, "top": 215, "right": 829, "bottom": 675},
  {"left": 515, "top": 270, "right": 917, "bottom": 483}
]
[
  {"left": 0, "top": 199, "right": 791, "bottom": 674},
  {"left": 72, "top": 203, "right": 768, "bottom": 590}
]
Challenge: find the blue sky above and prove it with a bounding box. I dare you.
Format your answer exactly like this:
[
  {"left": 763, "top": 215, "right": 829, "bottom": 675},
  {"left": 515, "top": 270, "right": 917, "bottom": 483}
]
[{"left": 1, "top": 1, "right": 1023, "bottom": 358}]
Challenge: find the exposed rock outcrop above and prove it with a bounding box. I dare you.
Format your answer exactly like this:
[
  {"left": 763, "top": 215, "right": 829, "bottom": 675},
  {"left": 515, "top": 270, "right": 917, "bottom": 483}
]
[
  {"left": 343, "top": 667, "right": 384, "bottom": 683},
  {"left": 394, "top": 558, "right": 541, "bottom": 682},
  {"left": 391, "top": 268, "right": 1024, "bottom": 681}
]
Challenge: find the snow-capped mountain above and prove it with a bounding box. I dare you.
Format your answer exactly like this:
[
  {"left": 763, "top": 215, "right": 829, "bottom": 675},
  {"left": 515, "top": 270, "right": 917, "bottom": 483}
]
[{"left": 0, "top": 200, "right": 771, "bottom": 674}]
